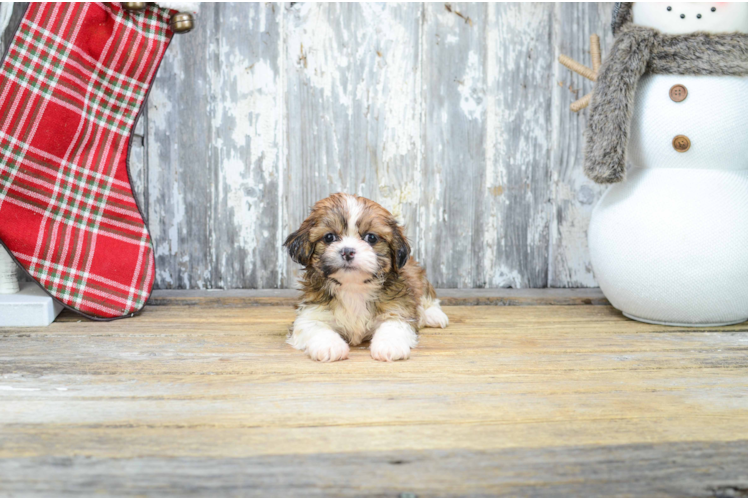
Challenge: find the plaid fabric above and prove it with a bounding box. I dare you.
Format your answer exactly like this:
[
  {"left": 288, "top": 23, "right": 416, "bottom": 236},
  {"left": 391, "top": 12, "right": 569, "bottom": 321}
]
[{"left": 0, "top": 3, "right": 174, "bottom": 319}]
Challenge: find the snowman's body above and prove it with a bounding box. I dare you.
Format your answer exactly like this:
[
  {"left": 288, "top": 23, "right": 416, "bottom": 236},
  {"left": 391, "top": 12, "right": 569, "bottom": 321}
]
[
  {"left": 589, "top": 74, "right": 748, "bottom": 325},
  {"left": 586, "top": 3, "right": 748, "bottom": 326}
]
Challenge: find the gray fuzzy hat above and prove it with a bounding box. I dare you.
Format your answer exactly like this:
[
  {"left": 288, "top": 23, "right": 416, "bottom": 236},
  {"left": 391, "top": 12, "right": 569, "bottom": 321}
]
[{"left": 611, "top": 2, "right": 633, "bottom": 35}]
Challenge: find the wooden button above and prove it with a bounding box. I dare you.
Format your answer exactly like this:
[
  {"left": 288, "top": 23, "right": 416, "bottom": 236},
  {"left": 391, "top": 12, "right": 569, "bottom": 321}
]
[
  {"left": 672, "top": 135, "right": 691, "bottom": 152},
  {"left": 669, "top": 84, "right": 688, "bottom": 102}
]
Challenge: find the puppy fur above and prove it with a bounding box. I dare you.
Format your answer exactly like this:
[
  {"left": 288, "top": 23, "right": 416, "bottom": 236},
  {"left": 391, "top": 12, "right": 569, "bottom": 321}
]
[{"left": 284, "top": 193, "right": 448, "bottom": 362}]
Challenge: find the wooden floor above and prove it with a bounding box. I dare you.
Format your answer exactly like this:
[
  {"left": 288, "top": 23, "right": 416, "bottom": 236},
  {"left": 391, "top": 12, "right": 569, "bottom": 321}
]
[{"left": 1, "top": 295, "right": 748, "bottom": 497}]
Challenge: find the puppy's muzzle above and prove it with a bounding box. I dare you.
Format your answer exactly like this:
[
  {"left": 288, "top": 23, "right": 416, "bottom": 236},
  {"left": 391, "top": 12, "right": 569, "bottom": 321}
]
[{"left": 341, "top": 247, "right": 356, "bottom": 263}]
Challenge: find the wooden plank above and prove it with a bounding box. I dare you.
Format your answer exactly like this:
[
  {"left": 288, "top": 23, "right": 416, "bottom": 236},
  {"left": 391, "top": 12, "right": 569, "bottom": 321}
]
[
  {"left": 0, "top": 3, "right": 26, "bottom": 54},
  {"left": 209, "top": 4, "right": 283, "bottom": 289},
  {"left": 128, "top": 112, "right": 147, "bottom": 219},
  {"left": 1, "top": 304, "right": 747, "bottom": 494},
  {"left": 420, "top": 3, "right": 555, "bottom": 288},
  {"left": 2, "top": 441, "right": 747, "bottom": 497},
  {"left": 147, "top": 4, "right": 283, "bottom": 289},
  {"left": 283, "top": 3, "right": 423, "bottom": 284},
  {"left": 139, "top": 287, "right": 609, "bottom": 308},
  {"left": 0, "top": 1, "right": 632, "bottom": 291},
  {"left": 147, "top": 6, "right": 215, "bottom": 289},
  {"left": 483, "top": 3, "right": 554, "bottom": 288},
  {"left": 436, "top": 286, "right": 607, "bottom": 305},
  {"left": 548, "top": 3, "right": 615, "bottom": 287},
  {"left": 420, "top": 3, "right": 487, "bottom": 287},
  {"left": 134, "top": 1, "right": 625, "bottom": 290}
]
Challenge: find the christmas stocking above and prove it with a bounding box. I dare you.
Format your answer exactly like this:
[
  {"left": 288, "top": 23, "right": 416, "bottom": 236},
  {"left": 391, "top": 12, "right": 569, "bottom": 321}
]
[{"left": 0, "top": 3, "right": 177, "bottom": 319}]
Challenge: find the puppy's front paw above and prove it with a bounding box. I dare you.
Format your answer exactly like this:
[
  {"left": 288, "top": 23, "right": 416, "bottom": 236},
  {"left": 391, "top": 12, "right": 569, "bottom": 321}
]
[
  {"left": 371, "top": 337, "right": 410, "bottom": 362},
  {"left": 423, "top": 305, "right": 449, "bottom": 328},
  {"left": 370, "top": 320, "right": 417, "bottom": 362},
  {"left": 306, "top": 333, "right": 350, "bottom": 362}
]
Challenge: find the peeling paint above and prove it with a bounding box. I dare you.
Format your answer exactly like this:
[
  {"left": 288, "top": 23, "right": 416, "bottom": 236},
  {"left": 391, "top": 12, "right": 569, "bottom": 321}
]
[
  {"left": 215, "top": 38, "right": 280, "bottom": 270},
  {"left": 458, "top": 52, "right": 485, "bottom": 121},
  {"left": 489, "top": 186, "right": 504, "bottom": 197},
  {"left": 219, "top": 155, "right": 260, "bottom": 255},
  {"left": 168, "top": 180, "right": 184, "bottom": 257},
  {"left": 141, "top": 3, "right": 609, "bottom": 290},
  {"left": 548, "top": 2, "right": 615, "bottom": 287},
  {"left": 488, "top": 265, "right": 524, "bottom": 288}
]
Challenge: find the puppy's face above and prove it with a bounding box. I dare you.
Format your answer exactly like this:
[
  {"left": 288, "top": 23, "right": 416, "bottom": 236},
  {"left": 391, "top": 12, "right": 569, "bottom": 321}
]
[{"left": 284, "top": 194, "right": 410, "bottom": 283}]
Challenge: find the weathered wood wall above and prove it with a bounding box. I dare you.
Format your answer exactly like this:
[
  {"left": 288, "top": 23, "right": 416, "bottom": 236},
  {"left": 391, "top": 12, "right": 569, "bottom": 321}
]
[{"left": 1, "top": 2, "right": 615, "bottom": 289}]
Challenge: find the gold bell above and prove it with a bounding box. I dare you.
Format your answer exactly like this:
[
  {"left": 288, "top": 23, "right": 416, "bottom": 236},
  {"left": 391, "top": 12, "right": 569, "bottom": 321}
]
[
  {"left": 122, "top": 2, "right": 147, "bottom": 11},
  {"left": 170, "top": 12, "right": 194, "bottom": 34}
]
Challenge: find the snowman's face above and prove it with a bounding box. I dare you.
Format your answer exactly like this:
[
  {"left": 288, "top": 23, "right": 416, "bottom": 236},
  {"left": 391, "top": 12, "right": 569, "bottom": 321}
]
[{"left": 632, "top": 3, "right": 748, "bottom": 34}]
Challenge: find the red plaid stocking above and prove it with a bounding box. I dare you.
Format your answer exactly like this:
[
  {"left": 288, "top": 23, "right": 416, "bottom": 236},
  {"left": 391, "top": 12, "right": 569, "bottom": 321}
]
[{"left": 0, "top": 3, "right": 175, "bottom": 319}]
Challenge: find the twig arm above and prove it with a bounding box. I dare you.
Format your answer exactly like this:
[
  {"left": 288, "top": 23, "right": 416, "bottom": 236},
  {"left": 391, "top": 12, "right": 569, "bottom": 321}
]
[
  {"left": 570, "top": 92, "right": 592, "bottom": 112},
  {"left": 590, "top": 34, "right": 602, "bottom": 72},
  {"left": 558, "top": 54, "right": 597, "bottom": 82}
]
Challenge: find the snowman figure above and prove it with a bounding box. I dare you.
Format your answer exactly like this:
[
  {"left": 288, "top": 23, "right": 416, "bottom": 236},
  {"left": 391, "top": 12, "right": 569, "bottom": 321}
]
[{"left": 584, "top": 2, "right": 748, "bottom": 326}]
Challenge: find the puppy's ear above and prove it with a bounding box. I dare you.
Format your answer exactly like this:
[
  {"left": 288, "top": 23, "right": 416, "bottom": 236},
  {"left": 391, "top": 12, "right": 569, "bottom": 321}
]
[
  {"left": 390, "top": 224, "right": 411, "bottom": 271},
  {"left": 284, "top": 223, "right": 314, "bottom": 267}
]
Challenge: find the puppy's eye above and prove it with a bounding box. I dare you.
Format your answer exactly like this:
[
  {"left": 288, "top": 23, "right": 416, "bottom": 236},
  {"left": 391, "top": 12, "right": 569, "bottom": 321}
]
[
  {"left": 667, "top": 5, "right": 672, "bottom": 11},
  {"left": 364, "top": 233, "right": 378, "bottom": 245},
  {"left": 323, "top": 233, "right": 337, "bottom": 244}
]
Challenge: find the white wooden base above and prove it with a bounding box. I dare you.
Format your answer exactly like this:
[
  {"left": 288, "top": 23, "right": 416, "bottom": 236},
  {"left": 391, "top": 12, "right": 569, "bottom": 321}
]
[{"left": 0, "top": 282, "right": 62, "bottom": 327}]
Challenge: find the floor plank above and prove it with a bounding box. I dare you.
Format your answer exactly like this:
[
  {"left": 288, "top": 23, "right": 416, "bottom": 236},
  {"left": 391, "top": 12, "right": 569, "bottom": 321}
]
[
  {"left": 1, "top": 304, "right": 747, "bottom": 496},
  {"left": 2, "top": 442, "right": 747, "bottom": 497},
  {"left": 145, "top": 287, "right": 610, "bottom": 307}
]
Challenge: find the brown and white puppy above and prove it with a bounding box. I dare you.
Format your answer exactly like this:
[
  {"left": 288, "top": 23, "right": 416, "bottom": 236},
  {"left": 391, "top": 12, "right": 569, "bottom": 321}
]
[{"left": 284, "top": 193, "right": 448, "bottom": 362}]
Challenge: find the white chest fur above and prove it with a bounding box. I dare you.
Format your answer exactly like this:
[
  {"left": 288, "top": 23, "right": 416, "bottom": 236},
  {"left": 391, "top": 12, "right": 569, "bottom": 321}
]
[{"left": 329, "top": 271, "right": 378, "bottom": 345}]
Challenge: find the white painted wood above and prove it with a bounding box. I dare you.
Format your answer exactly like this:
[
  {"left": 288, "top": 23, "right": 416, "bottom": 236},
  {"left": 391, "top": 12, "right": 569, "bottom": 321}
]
[
  {"left": 549, "top": 2, "right": 614, "bottom": 287},
  {"left": 420, "top": 3, "right": 486, "bottom": 288},
  {"left": 1, "top": 3, "right": 621, "bottom": 290},
  {"left": 145, "top": 3, "right": 618, "bottom": 290},
  {"left": 147, "top": 6, "right": 216, "bottom": 290},
  {"left": 148, "top": 3, "right": 283, "bottom": 290},
  {"left": 0, "top": 282, "right": 62, "bottom": 326},
  {"left": 0, "top": 246, "right": 18, "bottom": 294},
  {"left": 0, "top": 4, "right": 27, "bottom": 65},
  {"left": 484, "top": 3, "right": 555, "bottom": 288},
  {"left": 129, "top": 113, "right": 147, "bottom": 221},
  {"left": 283, "top": 3, "right": 423, "bottom": 284},
  {"left": 0, "top": 3, "right": 12, "bottom": 37}
]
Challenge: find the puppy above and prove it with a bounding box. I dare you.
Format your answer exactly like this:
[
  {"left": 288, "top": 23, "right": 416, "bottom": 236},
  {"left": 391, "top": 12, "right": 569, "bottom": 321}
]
[{"left": 284, "top": 193, "right": 448, "bottom": 362}]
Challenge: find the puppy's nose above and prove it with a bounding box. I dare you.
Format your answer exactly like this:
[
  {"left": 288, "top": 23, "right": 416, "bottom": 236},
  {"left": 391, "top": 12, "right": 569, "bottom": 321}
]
[{"left": 341, "top": 247, "right": 356, "bottom": 262}]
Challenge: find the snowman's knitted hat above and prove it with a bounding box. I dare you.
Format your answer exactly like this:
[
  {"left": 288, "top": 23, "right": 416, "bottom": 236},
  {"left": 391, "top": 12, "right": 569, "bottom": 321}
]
[{"left": 583, "top": 5, "right": 748, "bottom": 184}]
